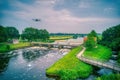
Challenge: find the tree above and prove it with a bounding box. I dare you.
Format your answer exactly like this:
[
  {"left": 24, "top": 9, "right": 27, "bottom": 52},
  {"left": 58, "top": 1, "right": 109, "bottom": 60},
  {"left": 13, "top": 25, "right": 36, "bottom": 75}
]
[
  {"left": 90, "top": 30, "right": 97, "bottom": 37},
  {"left": 21, "top": 27, "right": 37, "bottom": 41},
  {"left": 73, "top": 35, "right": 78, "bottom": 39},
  {"left": 21, "top": 27, "right": 49, "bottom": 41},
  {"left": 100, "top": 24, "right": 120, "bottom": 51},
  {"left": 85, "top": 30, "right": 97, "bottom": 49},
  {"left": 39, "top": 29, "right": 49, "bottom": 40},
  {"left": 6, "top": 27, "right": 19, "bottom": 39},
  {"left": 0, "top": 25, "right": 8, "bottom": 42}
]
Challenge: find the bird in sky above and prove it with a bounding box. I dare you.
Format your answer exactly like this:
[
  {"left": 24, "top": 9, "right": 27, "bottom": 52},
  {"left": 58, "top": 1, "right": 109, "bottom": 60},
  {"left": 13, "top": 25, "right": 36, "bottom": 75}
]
[{"left": 32, "top": 19, "right": 41, "bottom": 22}]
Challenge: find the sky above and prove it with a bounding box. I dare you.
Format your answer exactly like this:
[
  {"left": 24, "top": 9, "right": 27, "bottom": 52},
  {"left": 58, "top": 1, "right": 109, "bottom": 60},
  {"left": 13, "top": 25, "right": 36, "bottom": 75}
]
[{"left": 0, "top": 0, "right": 120, "bottom": 34}]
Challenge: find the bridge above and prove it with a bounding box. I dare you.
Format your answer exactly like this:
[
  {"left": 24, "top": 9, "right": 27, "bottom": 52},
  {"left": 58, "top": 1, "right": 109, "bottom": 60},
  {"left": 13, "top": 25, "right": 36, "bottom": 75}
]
[
  {"left": 77, "top": 47, "right": 120, "bottom": 72},
  {"left": 31, "top": 38, "right": 84, "bottom": 49},
  {"left": 31, "top": 42, "right": 82, "bottom": 49}
]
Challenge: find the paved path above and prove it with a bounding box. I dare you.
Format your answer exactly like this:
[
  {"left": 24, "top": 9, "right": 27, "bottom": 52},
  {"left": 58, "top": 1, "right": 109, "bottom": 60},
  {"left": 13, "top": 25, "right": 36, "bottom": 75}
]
[
  {"left": 77, "top": 47, "right": 120, "bottom": 72},
  {"left": 77, "top": 47, "right": 86, "bottom": 58}
]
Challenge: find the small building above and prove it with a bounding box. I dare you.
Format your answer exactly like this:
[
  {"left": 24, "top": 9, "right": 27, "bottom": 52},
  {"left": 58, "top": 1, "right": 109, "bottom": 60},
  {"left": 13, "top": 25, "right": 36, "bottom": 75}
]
[
  {"left": 13, "top": 39, "right": 19, "bottom": 44},
  {"left": 83, "top": 36, "right": 88, "bottom": 42},
  {"left": 83, "top": 36, "right": 97, "bottom": 43}
]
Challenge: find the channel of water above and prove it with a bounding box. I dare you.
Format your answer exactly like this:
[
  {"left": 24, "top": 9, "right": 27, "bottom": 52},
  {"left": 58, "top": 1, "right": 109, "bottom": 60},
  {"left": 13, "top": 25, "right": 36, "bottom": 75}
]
[
  {"left": 0, "top": 46, "right": 118, "bottom": 80},
  {"left": 0, "top": 47, "right": 70, "bottom": 80}
]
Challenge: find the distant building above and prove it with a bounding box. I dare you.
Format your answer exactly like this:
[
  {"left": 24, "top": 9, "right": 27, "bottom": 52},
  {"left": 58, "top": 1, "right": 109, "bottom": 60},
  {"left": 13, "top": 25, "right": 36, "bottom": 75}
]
[
  {"left": 13, "top": 39, "right": 19, "bottom": 44},
  {"left": 83, "top": 36, "right": 88, "bottom": 42},
  {"left": 83, "top": 36, "right": 97, "bottom": 43}
]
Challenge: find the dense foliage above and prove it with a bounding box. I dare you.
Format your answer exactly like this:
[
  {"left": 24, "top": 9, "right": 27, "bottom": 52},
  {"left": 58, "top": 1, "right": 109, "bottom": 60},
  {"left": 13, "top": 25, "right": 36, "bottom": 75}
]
[
  {"left": 90, "top": 30, "right": 98, "bottom": 37},
  {"left": 0, "top": 26, "right": 19, "bottom": 42},
  {"left": 21, "top": 27, "right": 49, "bottom": 41},
  {"left": 0, "top": 42, "right": 31, "bottom": 53},
  {"left": 50, "top": 33, "right": 87, "bottom": 37},
  {"left": 73, "top": 35, "right": 78, "bottom": 39},
  {"left": 0, "top": 25, "right": 8, "bottom": 42},
  {"left": 100, "top": 24, "right": 120, "bottom": 51},
  {"left": 6, "top": 27, "right": 19, "bottom": 39},
  {"left": 0, "top": 43, "right": 10, "bottom": 52},
  {"left": 85, "top": 30, "right": 97, "bottom": 49}
]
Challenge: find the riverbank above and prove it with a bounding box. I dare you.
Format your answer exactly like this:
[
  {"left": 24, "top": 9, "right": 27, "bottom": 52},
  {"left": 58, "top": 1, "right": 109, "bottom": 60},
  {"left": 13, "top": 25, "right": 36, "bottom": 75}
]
[
  {"left": 46, "top": 46, "right": 93, "bottom": 80},
  {"left": 0, "top": 42, "right": 31, "bottom": 53},
  {"left": 50, "top": 36, "right": 73, "bottom": 40},
  {"left": 82, "top": 45, "right": 118, "bottom": 80},
  {"left": 46, "top": 45, "right": 113, "bottom": 80},
  {"left": 0, "top": 46, "right": 64, "bottom": 80}
]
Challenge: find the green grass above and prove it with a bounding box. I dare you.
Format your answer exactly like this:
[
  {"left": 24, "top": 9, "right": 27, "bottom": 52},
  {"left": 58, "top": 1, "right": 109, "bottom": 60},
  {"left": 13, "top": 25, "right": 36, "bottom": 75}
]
[
  {"left": 96, "top": 74, "right": 120, "bottom": 80},
  {"left": 0, "top": 42, "right": 31, "bottom": 53},
  {"left": 0, "top": 43, "right": 9, "bottom": 53},
  {"left": 98, "top": 34, "right": 102, "bottom": 40},
  {"left": 46, "top": 46, "right": 93, "bottom": 80},
  {"left": 50, "top": 36, "right": 73, "bottom": 40},
  {"left": 83, "top": 45, "right": 112, "bottom": 61},
  {"left": 9, "top": 42, "right": 31, "bottom": 49}
]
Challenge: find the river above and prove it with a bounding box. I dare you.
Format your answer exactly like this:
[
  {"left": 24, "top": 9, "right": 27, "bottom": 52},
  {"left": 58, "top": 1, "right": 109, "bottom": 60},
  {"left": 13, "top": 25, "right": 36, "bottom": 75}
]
[
  {"left": 0, "top": 46, "right": 118, "bottom": 80},
  {"left": 0, "top": 47, "right": 70, "bottom": 80}
]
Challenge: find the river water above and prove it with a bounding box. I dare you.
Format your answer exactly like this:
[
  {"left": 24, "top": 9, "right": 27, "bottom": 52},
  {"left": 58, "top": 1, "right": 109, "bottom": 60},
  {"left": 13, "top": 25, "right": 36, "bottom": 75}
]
[
  {"left": 0, "top": 46, "right": 118, "bottom": 80},
  {"left": 0, "top": 47, "right": 70, "bottom": 80}
]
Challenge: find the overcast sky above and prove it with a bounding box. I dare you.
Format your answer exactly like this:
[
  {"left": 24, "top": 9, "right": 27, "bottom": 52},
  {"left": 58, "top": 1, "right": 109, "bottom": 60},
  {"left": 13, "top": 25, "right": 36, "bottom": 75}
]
[{"left": 0, "top": 0, "right": 120, "bottom": 33}]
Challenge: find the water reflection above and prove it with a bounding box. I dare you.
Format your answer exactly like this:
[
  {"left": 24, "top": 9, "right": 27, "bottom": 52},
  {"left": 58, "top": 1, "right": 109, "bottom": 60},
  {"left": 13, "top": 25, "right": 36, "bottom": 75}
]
[
  {"left": 0, "top": 54, "right": 10, "bottom": 73},
  {"left": 97, "top": 68, "right": 113, "bottom": 75},
  {"left": 0, "top": 47, "right": 65, "bottom": 80},
  {"left": 22, "top": 49, "right": 48, "bottom": 62}
]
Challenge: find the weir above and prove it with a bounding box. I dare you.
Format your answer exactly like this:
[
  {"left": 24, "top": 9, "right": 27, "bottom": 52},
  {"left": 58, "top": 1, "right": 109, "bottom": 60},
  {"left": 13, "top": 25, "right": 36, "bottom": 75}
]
[{"left": 31, "top": 42, "right": 82, "bottom": 49}]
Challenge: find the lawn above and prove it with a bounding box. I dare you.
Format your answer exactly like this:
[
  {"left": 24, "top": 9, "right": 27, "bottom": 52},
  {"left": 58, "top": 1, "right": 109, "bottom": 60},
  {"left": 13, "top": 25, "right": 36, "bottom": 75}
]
[
  {"left": 9, "top": 42, "right": 31, "bottom": 49},
  {"left": 0, "top": 42, "right": 31, "bottom": 53},
  {"left": 83, "top": 45, "right": 112, "bottom": 61},
  {"left": 46, "top": 46, "right": 92, "bottom": 80},
  {"left": 50, "top": 36, "right": 73, "bottom": 40},
  {"left": 0, "top": 43, "right": 9, "bottom": 53}
]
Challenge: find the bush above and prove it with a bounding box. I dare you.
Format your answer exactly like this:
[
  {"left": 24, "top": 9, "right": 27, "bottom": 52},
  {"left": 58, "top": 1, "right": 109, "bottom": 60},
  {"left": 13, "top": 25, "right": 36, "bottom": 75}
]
[
  {"left": 100, "top": 24, "right": 120, "bottom": 51},
  {"left": 85, "top": 37, "right": 95, "bottom": 50},
  {"left": 0, "top": 43, "right": 10, "bottom": 52}
]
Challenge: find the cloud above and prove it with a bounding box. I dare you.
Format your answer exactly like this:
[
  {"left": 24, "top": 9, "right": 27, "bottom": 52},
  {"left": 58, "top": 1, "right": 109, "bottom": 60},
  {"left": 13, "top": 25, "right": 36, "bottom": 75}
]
[{"left": 0, "top": 0, "right": 120, "bottom": 34}]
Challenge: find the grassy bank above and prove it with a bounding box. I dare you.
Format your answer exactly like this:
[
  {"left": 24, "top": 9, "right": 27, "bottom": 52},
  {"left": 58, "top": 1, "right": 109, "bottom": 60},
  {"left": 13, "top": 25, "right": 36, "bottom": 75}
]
[
  {"left": 0, "top": 42, "right": 31, "bottom": 53},
  {"left": 83, "top": 45, "right": 112, "bottom": 61},
  {"left": 10, "top": 42, "right": 31, "bottom": 49},
  {"left": 96, "top": 74, "right": 120, "bottom": 80},
  {"left": 46, "top": 46, "right": 92, "bottom": 80},
  {"left": 50, "top": 36, "right": 73, "bottom": 40}
]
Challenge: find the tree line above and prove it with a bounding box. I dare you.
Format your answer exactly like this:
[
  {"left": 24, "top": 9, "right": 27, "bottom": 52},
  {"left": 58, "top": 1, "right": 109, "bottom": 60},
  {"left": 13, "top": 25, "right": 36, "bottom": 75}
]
[
  {"left": 0, "top": 25, "right": 19, "bottom": 42},
  {"left": 100, "top": 24, "right": 120, "bottom": 51},
  {"left": 100, "top": 24, "right": 120, "bottom": 63},
  {"left": 0, "top": 25, "right": 49, "bottom": 42},
  {"left": 84, "top": 24, "right": 120, "bottom": 52},
  {"left": 21, "top": 27, "right": 49, "bottom": 41}
]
